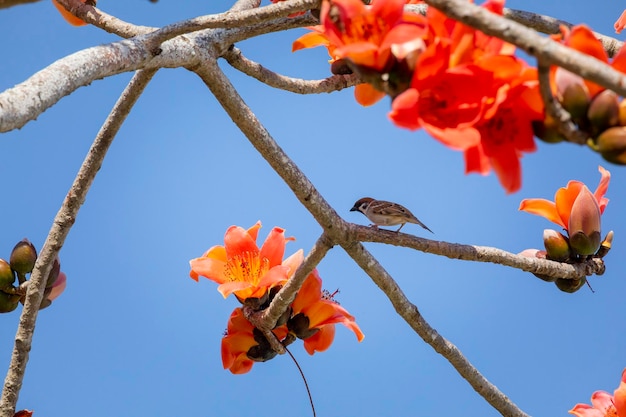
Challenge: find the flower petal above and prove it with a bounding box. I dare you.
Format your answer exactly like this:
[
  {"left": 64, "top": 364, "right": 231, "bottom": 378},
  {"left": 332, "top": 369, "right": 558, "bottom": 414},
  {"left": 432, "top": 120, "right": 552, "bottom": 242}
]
[
  {"left": 518, "top": 198, "right": 565, "bottom": 228},
  {"left": 613, "top": 368, "right": 626, "bottom": 417},
  {"left": 594, "top": 166, "right": 610, "bottom": 214},
  {"left": 224, "top": 225, "right": 260, "bottom": 259},
  {"left": 189, "top": 255, "right": 228, "bottom": 284},
  {"left": 303, "top": 324, "right": 336, "bottom": 354}
]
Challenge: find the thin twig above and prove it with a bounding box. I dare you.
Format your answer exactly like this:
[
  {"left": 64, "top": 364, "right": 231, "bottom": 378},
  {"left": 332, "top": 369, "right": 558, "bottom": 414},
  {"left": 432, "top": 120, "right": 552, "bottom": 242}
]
[
  {"left": 144, "top": 0, "right": 320, "bottom": 54},
  {"left": 342, "top": 241, "right": 530, "bottom": 417},
  {"left": 352, "top": 225, "right": 604, "bottom": 281},
  {"left": 223, "top": 46, "right": 361, "bottom": 94},
  {"left": 250, "top": 233, "right": 334, "bottom": 331},
  {"left": 0, "top": 69, "right": 157, "bottom": 417},
  {"left": 53, "top": 0, "right": 154, "bottom": 38},
  {"left": 536, "top": 60, "right": 588, "bottom": 145}
]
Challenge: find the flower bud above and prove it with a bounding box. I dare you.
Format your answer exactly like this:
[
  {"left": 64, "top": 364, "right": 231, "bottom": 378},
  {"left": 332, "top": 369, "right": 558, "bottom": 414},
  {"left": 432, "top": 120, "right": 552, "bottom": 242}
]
[
  {"left": 287, "top": 312, "right": 319, "bottom": 340},
  {"left": 595, "top": 230, "right": 614, "bottom": 258},
  {"left": 532, "top": 119, "right": 565, "bottom": 144},
  {"left": 0, "top": 259, "right": 15, "bottom": 289},
  {"left": 9, "top": 239, "right": 37, "bottom": 275},
  {"left": 568, "top": 186, "right": 602, "bottom": 256},
  {"left": 0, "top": 291, "right": 20, "bottom": 313},
  {"left": 587, "top": 90, "right": 620, "bottom": 136},
  {"left": 543, "top": 229, "right": 571, "bottom": 261},
  {"left": 618, "top": 99, "right": 626, "bottom": 125},
  {"left": 555, "top": 69, "right": 591, "bottom": 122},
  {"left": 594, "top": 126, "right": 626, "bottom": 165},
  {"left": 554, "top": 277, "right": 586, "bottom": 293}
]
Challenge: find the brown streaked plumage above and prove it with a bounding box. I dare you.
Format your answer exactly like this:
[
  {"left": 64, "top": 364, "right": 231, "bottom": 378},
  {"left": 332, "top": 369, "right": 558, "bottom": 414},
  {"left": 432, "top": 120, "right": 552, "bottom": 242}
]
[{"left": 350, "top": 197, "right": 433, "bottom": 233}]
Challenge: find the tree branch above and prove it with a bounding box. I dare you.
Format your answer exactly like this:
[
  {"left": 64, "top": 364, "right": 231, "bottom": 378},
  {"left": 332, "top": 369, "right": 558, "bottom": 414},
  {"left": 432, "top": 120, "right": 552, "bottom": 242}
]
[
  {"left": 342, "top": 241, "right": 530, "bottom": 417},
  {"left": 0, "top": 69, "right": 157, "bottom": 417},
  {"left": 352, "top": 224, "right": 605, "bottom": 281},
  {"left": 222, "top": 46, "right": 361, "bottom": 94}
]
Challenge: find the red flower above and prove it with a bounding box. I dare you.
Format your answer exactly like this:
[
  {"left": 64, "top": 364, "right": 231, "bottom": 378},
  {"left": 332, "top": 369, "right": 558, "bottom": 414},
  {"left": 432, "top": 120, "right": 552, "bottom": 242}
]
[
  {"left": 189, "top": 222, "right": 303, "bottom": 301},
  {"left": 288, "top": 270, "right": 364, "bottom": 354}
]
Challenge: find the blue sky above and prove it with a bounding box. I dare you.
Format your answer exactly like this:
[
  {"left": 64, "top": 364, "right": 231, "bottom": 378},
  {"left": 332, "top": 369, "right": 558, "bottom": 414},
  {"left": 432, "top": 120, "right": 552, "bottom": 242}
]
[{"left": 1, "top": 1, "right": 625, "bottom": 416}]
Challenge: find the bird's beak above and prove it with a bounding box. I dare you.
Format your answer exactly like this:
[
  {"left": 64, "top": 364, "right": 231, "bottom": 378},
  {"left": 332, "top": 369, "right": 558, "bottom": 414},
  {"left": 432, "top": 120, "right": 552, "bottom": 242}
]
[{"left": 350, "top": 206, "right": 358, "bottom": 212}]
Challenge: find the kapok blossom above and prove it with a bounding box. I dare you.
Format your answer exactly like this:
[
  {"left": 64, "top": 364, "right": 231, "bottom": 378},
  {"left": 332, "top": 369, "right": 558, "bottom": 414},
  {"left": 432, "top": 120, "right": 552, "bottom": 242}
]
[
  {"left": 519, "top": 166, "right": 610, "bottom": 256},
  {"left": 52, "top": 0, "right": 89, "bottom": 26},
  {"left": 292, "top": 0, "right": 427, "bottom": 105},
  {"left": 389, "top": 0, "right": 542, "bottom": 193},
  {"left": 221, "top": 307, "right": 290, "bottom": 374},
  {"left": 189, "top": 222, "right": 303, "bottom": 301},
  {"left": 519, "top": 166, "right": 610, "bottom": 231},
  {"left": 288, "top": 270, "right": 364, "bottom": 354},
  {"left": 569, "top": 368, "right": 626, "bottom": 417}
]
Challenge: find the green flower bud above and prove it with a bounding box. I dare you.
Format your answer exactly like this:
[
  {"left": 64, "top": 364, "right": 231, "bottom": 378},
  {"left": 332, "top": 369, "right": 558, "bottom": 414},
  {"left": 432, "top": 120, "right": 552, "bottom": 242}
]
[
  {"left": 554, "top": 277, "right": 587, "bottom": 293},
  {"left": 568, "top": 186, "right": 602, "bottom": 256},
  {"left": 587, "top": 90, "right": 620, "bottom": 136},
  {"left": 532, "top": 120, "right": 565, "bottom": 144},
  {"left": 543, "top": 229, "right": 572, "bottom": 262},
  {"left": 0, "top": 291, "right": 20, "bottom": 313},
  {"left": 287, "top": 312, "right": 319, "bottom": 340},
  {"left": 595, "top": 126, "right": 626, "bottom": 165},
  {"left": 9, "top": 239, "right": 37, "bottom": 275},
  {"left": 555, "top": 69, "right": 591, "bottom": 122},
  {"left": 0, "top": 259, "right": 15, "bottom": 289}
]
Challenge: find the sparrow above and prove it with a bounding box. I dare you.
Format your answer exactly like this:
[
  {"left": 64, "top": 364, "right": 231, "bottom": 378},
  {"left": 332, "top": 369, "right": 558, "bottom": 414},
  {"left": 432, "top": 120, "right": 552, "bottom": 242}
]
[{"left": 350, "top": 197, "right": 433, "bottom": 233}]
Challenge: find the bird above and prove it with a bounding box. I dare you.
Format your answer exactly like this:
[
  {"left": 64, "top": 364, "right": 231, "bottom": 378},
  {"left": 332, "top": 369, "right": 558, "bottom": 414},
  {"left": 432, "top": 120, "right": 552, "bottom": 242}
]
[{"left": 350, "top": 197, "right": 433, "bottom": 234}]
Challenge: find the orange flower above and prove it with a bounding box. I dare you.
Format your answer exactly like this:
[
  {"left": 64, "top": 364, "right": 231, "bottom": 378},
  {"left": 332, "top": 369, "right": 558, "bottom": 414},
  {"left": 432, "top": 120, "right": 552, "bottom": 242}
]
[
  {"left": 519, "top": 166, "right": 610, "bottom": 255},
  {"left": 221, "top": 308, "right": 289, "bottom": 374},
  {"left": 616, "top": 10, "right": 626, "bottom": 34},
  {"left": 288, "top": 270, "right": 364, "bottom": 354},
  {"left": 319, "top": 0, "right": 427, "bottom": 71},
  {"left": 569, "top": 368, "right": 626, "bottom": 417},
  {"left": 189, "top": 222, "right": 304, "bottom": 301},
  {"left": 464, "top": 62, "right": 543, "bottom": 193},
  {"left": 519, "top": 166, "right": 610, "bottom": 230},
  {"left": 52, "top": 0, "right": 89, "bottom": 26},
  {"left": 388, "top": 38, "right": 498, "bottom": 141}
]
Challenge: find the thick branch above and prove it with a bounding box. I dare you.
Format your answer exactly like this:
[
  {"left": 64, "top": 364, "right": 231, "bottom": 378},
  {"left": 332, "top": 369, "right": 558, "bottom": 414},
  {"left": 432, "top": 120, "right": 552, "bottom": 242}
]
[
  {"left": 0, "top": 69, "right": 156, "bottom": 417},
  {"left": 342, "top": 242, "right": 530, "bottom": 417}
]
